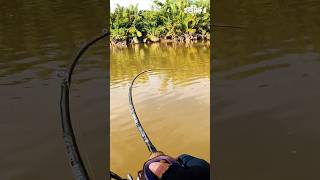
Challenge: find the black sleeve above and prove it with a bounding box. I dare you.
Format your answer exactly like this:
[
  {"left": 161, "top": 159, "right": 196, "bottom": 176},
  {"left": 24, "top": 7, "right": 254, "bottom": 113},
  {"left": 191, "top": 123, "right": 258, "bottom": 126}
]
[{"left": 162, "top": 164, "right": 210, "bottom": 180}]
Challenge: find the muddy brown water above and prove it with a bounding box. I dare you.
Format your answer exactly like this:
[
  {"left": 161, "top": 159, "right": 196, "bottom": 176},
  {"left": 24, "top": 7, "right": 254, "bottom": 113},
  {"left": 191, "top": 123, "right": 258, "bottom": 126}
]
[
  {"left": 214, "top": 0, "right": 320, "bottom": 179},
  {"left": 110, "top": 42, "right": 210, "bottom": 177},
  {"left": 0, "top": 1, "right": 107, "bottom": 179}
]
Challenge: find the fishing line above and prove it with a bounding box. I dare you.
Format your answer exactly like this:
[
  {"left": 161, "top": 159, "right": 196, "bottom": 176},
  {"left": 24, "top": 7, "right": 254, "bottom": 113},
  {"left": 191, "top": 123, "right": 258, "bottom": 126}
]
[{"left": 213, "top": 23, "right": 246, "bottom": 29}]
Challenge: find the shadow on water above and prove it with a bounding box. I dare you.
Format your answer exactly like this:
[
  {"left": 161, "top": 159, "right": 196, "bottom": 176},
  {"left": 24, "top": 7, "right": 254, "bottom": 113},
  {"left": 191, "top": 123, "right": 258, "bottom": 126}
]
[
  {"left": 214, "top": 0, "right": 320, "bottom": 179},
  {"left": 0, "top": 1, "right": 106, "bottom": 179}
]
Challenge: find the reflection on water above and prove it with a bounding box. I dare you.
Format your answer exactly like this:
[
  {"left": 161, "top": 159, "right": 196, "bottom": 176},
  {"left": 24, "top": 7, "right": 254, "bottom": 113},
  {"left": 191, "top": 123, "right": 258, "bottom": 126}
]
[
  {"left": 0, "top": 1, "right": 106, "bottom": 179},
  {"left": 214, "top": 0, "right": 320, "bottom": 179},
  {"left": 110, "top": 42, "right": 210, "bottom": 176}
]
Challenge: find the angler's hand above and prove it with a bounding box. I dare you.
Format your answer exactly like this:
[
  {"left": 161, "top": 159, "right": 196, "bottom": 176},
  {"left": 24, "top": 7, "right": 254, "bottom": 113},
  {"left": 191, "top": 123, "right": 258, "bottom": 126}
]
[
  {"left": 148, "top": 154, "right": 210, "bottom": 180},
  {"left": 148, "top": 152, "right": 172, "bottom": 178},
  {"left": 149, "top": 162, "right": 171, "bottom": 178}
]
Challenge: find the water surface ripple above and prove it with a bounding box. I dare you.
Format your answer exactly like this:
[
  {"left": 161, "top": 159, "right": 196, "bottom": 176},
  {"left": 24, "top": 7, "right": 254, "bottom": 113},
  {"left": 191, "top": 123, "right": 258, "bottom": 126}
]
[
  {"left": 214, "top": 1, "right": 320, "bottom": 179},
  {"left": 0, "top": 1, "right": 106, "bottom": 179}
]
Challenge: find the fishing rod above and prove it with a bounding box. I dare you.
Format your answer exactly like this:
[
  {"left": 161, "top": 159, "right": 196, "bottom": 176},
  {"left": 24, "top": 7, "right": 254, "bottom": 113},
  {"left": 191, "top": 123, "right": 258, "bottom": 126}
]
[
  {"left": 128, "top": 70, "right": 182, "bottom": 180},
  {"left": 59, "top": 31, "right": 118, "bottom": 180},
  {"left": 128, "top": 69, "right": 158, "bottom": 153}
]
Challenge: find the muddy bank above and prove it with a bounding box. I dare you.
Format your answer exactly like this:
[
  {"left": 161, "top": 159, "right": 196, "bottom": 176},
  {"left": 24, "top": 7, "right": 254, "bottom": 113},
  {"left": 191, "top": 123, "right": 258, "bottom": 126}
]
[{"left": 110, "top": 33, "right": 210, "bottom": 48}]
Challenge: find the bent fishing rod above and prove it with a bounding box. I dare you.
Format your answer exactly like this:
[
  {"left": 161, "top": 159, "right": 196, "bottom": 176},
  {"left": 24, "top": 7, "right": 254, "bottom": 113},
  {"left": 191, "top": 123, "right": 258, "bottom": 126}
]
[
  {"left": 128, "top": 70, "right": 183, "bottom": 180},
  {"left": 128, "top": 70, "right": 158, "bottom": 154},
  {"left": 59, "top": 31, "right": 114, "bottom": 180}
]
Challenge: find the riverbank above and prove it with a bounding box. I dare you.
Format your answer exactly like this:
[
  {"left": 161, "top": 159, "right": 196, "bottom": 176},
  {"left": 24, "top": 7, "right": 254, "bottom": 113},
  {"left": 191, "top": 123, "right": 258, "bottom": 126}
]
[
  {"left": 110, "top": 33, "right": 210, "bottom": 48},
  {"left": 110, "top": 0, "right": 210, "bottom": 48}
]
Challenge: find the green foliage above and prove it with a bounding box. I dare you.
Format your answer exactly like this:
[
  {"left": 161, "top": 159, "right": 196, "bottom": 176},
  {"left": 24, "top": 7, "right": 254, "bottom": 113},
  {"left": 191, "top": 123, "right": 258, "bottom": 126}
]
[{"left": 110, "top": 0, "right": 210, "bottom": 44}]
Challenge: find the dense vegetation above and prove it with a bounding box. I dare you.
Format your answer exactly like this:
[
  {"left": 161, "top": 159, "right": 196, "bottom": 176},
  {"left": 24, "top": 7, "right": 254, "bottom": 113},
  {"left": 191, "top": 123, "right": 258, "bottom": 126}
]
[{"left": 110, "top": 0, "right": 210, "bottom": 46}]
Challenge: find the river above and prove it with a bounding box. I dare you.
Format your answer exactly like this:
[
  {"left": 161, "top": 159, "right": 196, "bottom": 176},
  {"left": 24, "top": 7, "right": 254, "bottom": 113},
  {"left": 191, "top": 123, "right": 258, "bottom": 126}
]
[
  {"left": 110, "top": 42, "right": 210, "bottom": 177},
  {"left": 213, "top": 0, "right": 320, "bottom": 179},
  {"left": 0, "top": 1, "right": 107, "bottom": 179}
]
